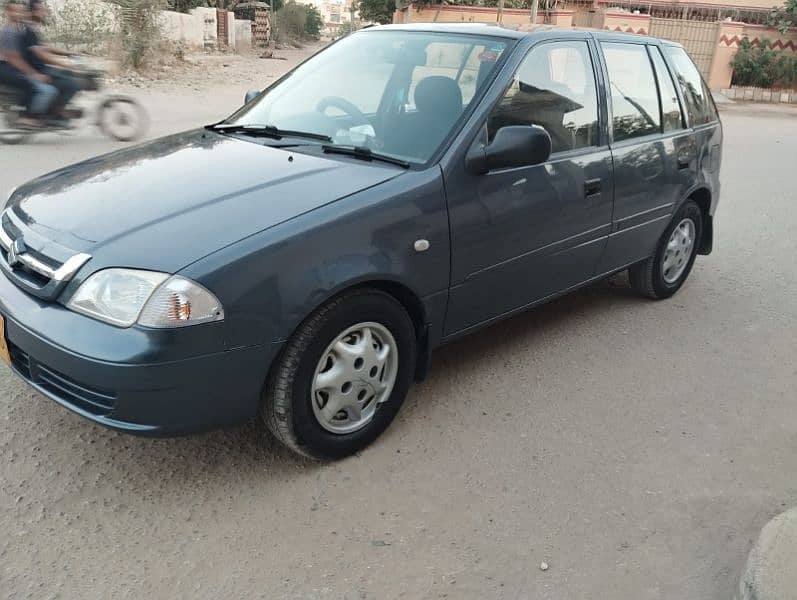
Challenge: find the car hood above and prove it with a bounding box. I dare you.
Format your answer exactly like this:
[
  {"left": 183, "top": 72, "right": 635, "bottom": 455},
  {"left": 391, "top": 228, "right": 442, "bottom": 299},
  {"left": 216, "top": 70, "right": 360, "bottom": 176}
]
[{"left": 8, "top": 129, "right": 402, "bottom": 274}]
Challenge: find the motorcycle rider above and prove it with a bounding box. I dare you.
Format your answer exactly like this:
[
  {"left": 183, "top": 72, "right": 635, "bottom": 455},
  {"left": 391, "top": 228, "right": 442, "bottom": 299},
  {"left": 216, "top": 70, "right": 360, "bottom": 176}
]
[
  {"left": 23, "top": 0, "right": 82, "bottom": 123},
  {"left": 0, "top": 0, "right": 57, "bottom": 128}
]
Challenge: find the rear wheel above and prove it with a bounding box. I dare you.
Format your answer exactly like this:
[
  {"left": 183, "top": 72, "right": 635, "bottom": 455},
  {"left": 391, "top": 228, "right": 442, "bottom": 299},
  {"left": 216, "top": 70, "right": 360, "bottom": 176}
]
[
  {"left": 630, "top": 199, "right": 703, "bottom": 299},
  {"left": 262, "top": 288, "right": 417, "bottom": 460}
]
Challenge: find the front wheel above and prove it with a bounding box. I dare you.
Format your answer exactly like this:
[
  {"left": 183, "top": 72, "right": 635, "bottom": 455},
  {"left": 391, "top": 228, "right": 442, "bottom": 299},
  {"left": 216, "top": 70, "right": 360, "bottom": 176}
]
[
  {"left": 262, "top": 288, "right": 417, "bottom": 460},
  {"left": 97, "top": 96, "right": 147, "bottom": 142},
  {"left": 630, "top": 199, "right": 703, "bottom": 299},
  {"left": 0, "top": 106, "right": 32, "bottom": 145}
]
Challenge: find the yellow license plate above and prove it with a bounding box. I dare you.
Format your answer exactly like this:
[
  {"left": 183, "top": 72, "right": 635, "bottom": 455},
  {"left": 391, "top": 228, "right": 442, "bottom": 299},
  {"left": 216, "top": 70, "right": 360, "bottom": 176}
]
[{"left": 0, "top": 315, "right": 11, "bottom": 367}]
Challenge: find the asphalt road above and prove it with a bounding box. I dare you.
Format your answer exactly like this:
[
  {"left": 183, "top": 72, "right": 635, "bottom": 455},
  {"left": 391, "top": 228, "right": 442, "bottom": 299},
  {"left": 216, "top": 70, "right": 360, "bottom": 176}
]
[{"left": 1, "top": 91, "right": 796, "bottom": 599}]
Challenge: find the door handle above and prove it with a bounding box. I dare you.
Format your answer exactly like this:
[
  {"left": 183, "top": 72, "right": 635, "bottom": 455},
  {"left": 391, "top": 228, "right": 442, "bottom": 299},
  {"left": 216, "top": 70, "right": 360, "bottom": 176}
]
[
  {"left": 677, "top": 157, "right": 691, "bottom": 170},
  {"left": 584, "top": 178, "right": 601, "bottom": 197}
]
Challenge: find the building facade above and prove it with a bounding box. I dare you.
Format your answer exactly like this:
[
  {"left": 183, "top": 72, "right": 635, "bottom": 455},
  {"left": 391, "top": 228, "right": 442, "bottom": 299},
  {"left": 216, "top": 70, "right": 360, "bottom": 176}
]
[{"left": 394, "top": 1, "right": 795, "bottom": 91}]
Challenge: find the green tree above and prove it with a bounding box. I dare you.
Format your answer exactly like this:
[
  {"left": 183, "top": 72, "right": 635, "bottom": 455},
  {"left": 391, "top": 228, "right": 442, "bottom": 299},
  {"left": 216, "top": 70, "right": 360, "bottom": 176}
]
[
  {"left": 305, "top": 4, "right": 324, "bottom": 38},
  {"left": 273, "top": 1, "right": 322, "bottom": 43},
  {"left": 356, "top": 0, "right": 395, "bottom": 24},
  {"left": 768, "top": 0, "right": 797, "bottom": 34},
  {"left": 167, "top": 0, "right": 205, "bottom": 12},
  {"left": 168, "top": 0, "right": 246, "bottom": 12}
]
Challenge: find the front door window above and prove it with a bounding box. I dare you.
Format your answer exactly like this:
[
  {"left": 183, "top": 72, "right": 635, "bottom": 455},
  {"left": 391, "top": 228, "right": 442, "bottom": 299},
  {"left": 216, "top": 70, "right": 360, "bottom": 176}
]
[{"left": 487, "top": 41, "right": 600, "bottom": 154}]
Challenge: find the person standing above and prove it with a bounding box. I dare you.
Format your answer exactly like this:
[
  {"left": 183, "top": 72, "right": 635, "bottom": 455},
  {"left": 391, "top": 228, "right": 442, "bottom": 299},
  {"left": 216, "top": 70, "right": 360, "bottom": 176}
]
[{"left": 0, "top": 0, "right": 57, "bottom": 127}]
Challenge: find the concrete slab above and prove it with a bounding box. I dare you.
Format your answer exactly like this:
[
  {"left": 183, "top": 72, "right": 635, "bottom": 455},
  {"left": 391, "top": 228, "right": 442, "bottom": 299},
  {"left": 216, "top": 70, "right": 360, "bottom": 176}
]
[
  {"left": 713, "top": 90, "right": 735, "bottom": 103},
  {"left": 738, "top": 508, "right": 797, "bottom": 600}
]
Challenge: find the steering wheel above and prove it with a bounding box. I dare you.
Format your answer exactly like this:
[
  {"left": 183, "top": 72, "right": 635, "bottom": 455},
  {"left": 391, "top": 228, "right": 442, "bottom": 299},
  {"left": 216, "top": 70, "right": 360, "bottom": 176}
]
[{"left": 316, "top": 96, "right": 368, "bottom": 126}]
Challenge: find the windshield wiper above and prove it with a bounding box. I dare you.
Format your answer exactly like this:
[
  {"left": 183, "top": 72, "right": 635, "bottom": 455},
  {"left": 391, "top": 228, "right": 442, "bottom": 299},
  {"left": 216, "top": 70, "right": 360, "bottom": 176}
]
[
  {"left": 208, "top": 123, "right": 331, "bottom": 142},
  {"left": 322, "top": 145, "right": 410, "bottom": 168}
]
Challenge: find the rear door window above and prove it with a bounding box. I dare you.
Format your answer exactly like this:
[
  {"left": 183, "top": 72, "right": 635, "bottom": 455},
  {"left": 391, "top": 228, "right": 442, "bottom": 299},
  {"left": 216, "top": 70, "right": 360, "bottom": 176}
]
[
  {"left": 664, "top": 46, "right": 718, "bottom": 126},
  {"left": 601, "top": 42, "right": 661, "bottom": 142},
  {"left": 649, "top": 46, "right": 684, "bottom": 132}
]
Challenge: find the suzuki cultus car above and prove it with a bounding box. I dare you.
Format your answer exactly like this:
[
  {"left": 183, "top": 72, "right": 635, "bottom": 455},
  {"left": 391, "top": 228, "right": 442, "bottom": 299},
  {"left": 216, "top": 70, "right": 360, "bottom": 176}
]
[{"left": 1, "top": 24, "right": 721, "bottom": 459}]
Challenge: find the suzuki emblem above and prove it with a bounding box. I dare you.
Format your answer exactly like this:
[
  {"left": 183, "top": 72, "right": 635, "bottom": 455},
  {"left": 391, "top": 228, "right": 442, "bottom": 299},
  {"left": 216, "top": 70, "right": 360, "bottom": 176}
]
[{"left": 7, "top": 237, "right": 26, "bottom": 268}]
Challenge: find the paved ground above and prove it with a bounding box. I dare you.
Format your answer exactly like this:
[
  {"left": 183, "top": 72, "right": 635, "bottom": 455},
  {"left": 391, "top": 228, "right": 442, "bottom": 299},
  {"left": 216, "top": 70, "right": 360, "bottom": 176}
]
[{"left": 1, "top": 55, "right": 797, "bottom": 598}]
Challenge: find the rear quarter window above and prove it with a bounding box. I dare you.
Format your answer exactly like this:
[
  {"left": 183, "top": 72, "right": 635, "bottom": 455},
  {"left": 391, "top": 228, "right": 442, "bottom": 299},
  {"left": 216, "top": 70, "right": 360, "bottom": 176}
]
[
  {"left": 664, "top": 46, "right": 718, "bottom": 126},
  {"left": 649, "top": 46, "right": 684, "bottom": 132}
]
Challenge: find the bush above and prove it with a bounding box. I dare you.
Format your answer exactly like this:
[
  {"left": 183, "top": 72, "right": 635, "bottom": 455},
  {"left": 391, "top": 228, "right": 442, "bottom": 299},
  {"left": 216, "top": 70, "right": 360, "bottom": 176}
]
[
  {"left": 46, "top": 0, "right": 115, "bottom": 52},
  {"left": 336, "top": 21, "right": 357, "bottom": 38},
  {"left": 106, "top": 0, "right": 167, "bottom": 70},
  {"left": 731, "top": 37, "right": 797, "bottom": 88},
  {"left": 273, "top": 1, "right": 323, "bottom": 44}
]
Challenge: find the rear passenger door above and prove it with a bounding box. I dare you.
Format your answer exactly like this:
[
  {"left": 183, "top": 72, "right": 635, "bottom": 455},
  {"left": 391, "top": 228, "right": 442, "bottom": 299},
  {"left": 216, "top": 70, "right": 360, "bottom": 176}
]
[
  {"left": 595, "top": 40, "right": 696, "bottom": 273},
  {"left": 663, "top": 45, "right": 723, "bottom": 212}
]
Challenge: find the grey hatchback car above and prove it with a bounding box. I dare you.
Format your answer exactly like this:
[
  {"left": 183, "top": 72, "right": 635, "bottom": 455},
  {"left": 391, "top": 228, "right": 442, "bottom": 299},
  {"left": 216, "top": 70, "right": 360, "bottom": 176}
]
[{"left": 0, "top": 24, "right": 721, "bottom": 459}]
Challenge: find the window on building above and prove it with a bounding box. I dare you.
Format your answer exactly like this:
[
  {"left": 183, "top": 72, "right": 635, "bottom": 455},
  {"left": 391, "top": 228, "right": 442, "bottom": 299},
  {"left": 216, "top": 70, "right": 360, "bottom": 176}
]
[
  {"left": 487, "top": 40, "right": 600, "bottom": 153},
  {"left": 601, "top": 42, "right": 661, "bottom": 141},
  {"left": 664, "top": 46, "right": 718, "bottom": 126},
  {"left": 649, "top": 46, "right": 684, "bottom": 132}
]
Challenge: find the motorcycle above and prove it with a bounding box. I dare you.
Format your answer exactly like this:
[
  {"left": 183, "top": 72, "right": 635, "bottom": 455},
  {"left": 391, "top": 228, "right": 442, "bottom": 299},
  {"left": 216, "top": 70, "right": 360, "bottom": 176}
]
[{"left": 0, "top": 62, "right": 147, "bottom": 145}]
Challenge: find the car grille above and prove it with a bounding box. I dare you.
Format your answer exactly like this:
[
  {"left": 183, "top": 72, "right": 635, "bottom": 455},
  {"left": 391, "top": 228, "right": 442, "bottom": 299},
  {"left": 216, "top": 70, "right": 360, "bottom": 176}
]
[
  {"left": 7, "top": 340, "right": 117, "bottom": 416},
  {"left": 0, "top": 208, "right": 91, "bottom": 301}
]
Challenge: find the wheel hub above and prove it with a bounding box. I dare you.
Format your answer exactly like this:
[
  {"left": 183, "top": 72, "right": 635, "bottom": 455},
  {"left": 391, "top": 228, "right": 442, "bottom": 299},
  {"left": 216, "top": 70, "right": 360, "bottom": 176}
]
[
  {"left": 311, "top": 322, "right": 398, "bottom": 434},
  {"left": 662, "top": 217, "right": 695, "bottom": 284}
]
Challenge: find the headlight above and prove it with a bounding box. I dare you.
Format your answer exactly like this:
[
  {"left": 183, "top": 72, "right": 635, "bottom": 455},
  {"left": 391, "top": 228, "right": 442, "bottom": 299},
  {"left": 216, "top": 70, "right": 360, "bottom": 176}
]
[{"left": 67, "top": 268, "right": 224, "bottom": 328}]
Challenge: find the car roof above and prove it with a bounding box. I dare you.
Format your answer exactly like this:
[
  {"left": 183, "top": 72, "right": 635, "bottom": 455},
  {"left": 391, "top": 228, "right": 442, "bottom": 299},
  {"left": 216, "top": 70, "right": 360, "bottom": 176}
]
[
  {"left": 366, "top": 23, "right": 682, "bottom": 48},
  {"left": 368, "top": 22, "right": 530, "bottom": 39}
]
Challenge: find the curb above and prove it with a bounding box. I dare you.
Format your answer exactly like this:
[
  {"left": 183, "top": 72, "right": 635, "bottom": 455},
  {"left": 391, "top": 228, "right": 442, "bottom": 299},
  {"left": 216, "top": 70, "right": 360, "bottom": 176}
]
[{"left": 737, "top": 508, "right": 797, "bottom": 600}]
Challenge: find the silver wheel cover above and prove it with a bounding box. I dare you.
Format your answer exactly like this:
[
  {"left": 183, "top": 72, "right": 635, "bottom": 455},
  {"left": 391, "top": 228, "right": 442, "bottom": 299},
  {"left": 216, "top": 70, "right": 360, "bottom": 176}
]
[
  {"left": 662, "top": 218, "right": 696, "bottom": 284},
  {"left": 311, "top": 322, "right": 399, "bottom": 434}
]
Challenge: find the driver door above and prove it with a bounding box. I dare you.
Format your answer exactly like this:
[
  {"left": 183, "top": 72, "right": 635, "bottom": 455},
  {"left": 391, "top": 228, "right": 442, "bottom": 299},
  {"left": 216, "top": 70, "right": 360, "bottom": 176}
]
[{"left": 443, "top": 39, "right": 614, "bottom": 335}]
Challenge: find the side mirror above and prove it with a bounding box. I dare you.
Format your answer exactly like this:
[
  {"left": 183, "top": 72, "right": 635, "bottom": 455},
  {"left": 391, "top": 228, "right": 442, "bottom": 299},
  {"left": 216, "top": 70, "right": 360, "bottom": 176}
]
[
  {"left": 244, "top": 89, "right": 260, "bottom": 105},
  {"left": 465, "top": 125, "right": 552, "bottom": 175}
]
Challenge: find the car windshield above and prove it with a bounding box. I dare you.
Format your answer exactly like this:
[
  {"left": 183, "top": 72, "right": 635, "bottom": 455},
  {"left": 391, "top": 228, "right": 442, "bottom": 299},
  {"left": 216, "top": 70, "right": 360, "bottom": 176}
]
[{"left": 226, "top": 30, "right": 514, "bottom": 164}]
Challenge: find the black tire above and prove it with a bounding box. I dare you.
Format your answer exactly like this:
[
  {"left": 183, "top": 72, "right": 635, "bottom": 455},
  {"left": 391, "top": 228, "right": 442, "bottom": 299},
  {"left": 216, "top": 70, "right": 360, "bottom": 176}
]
[
  {"left": 630, "top": 199, "right": 703, "bottom": 299},
  {"left": 98, "top": 96, "right": 148, "bottom": 142},
  {"left": 262, "top": 288, "right": 417, "bottom": 460},
  {"left": 0, "top": 130, "right": 30, "bottom": 145},
  {"left": 0, "top": 106, "right": 32, "bottom": 145}
]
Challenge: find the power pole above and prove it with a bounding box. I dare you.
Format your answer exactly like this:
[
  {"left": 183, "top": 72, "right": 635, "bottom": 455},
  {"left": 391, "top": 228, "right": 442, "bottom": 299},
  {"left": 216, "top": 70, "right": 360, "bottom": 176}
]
[
  {"left": 497, "top": 0, "right": 504, "bottom": 24},
  {"left": 530, "top": 0, "right": 539, "bottom": 25}
]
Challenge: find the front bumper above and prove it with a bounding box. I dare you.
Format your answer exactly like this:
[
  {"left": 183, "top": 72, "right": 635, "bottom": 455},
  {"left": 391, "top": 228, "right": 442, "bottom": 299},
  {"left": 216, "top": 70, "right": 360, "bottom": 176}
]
[{"left": 0, "top": 272, "right": 283, "bottom": 436}]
